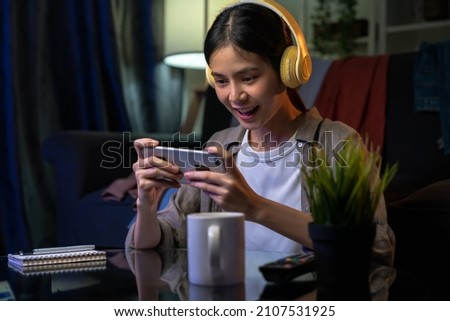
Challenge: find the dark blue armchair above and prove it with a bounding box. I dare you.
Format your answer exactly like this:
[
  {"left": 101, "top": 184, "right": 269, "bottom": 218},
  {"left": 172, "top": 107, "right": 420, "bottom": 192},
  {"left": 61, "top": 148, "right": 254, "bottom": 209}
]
[{"left": 42, "top": 131, "right": 199, "bottom": 248}]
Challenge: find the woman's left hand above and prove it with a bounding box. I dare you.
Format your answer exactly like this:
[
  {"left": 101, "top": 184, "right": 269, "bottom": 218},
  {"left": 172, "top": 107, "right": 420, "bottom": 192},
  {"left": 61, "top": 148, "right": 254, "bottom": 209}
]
[{"left": 183, "top": 145, "right": 259, "bottom": 219}]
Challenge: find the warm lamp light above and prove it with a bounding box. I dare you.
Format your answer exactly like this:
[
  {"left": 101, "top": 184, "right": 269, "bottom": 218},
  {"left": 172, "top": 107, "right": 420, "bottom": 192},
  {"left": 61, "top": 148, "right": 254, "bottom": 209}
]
[
  {"left": 162, "top": 51, "right": 208, "bottom": 133},
  {"left": 163, "top": 52, "right": 207, "bottom": 70}
]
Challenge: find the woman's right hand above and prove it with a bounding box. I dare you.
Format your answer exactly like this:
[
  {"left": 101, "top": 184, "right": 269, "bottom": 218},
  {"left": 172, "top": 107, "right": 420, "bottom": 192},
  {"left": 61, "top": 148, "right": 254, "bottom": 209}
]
[{"left": 132, "top": 138, "right": 183, "bottom": 205}]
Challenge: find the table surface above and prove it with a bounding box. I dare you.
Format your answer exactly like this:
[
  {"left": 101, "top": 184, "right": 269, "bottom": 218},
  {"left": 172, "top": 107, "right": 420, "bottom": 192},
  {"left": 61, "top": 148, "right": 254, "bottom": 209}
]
[{"left": 0, "top": 249, "right": 430, "bottom": 301}]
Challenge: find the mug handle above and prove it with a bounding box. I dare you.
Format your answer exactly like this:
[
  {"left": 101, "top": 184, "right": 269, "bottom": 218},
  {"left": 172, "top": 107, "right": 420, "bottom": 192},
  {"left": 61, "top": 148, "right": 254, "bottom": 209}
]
[{"left": 208, "top": 225, "right": 221, "bottom": 280}]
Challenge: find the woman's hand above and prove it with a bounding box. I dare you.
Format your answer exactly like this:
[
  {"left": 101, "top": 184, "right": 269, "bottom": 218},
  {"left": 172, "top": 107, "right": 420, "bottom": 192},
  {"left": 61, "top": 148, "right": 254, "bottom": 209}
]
[
  {"left": 131, "top": 138, "right": 184, "bottom": 249},
  {"left": 183, "top": 145, "right": 260, "bottom": 220},
  {"left": 133, "top": 138, "right": 183, "bottom": 206}
]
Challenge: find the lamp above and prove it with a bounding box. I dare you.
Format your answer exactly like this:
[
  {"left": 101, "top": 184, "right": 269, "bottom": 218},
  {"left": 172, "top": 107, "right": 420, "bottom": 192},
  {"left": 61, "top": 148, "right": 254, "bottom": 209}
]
[
  {"left": 162, "top": 0, "right": 208, "bottom": 65},
  {"left": 162, "top": 0, "right": 209, "bottom": 134},
  {"left": 163, "top": 52, "right": 206, "bottom": 70},
  {"left": 164, "top": 51, "right": 208, "bottom": 133},
  {"left": 162, "top": 0, "right": 236, "bottom": 133}
]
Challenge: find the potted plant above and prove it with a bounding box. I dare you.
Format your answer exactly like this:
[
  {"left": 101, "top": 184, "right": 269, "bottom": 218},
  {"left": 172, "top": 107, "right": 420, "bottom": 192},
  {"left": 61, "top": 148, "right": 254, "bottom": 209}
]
[
  {"left": 301, "top": 138, "right": 398, "bottom": 300},
  {"left": 312, "top": 0, "right": 366, "bottom": 57}
]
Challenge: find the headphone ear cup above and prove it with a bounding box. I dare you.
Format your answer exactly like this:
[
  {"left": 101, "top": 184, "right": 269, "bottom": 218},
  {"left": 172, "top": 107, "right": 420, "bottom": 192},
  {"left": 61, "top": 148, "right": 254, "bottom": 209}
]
[
  {"left": 300, "top": 54, "right": 312, "bottom": 85},
  {"left": 205, "top": 66, "right": 215, "bottom": 87},
  {"left": 279, "top": 45, "right": 301, "bottom": 88}
]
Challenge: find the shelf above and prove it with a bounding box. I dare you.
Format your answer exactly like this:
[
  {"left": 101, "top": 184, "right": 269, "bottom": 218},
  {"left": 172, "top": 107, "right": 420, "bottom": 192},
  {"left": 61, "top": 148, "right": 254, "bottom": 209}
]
[
  {"left": 354, "top": 36, "right": 369, "bottom": 44},
  {"left": 386, "top": 19, "right": 450, "bottom": 33}
]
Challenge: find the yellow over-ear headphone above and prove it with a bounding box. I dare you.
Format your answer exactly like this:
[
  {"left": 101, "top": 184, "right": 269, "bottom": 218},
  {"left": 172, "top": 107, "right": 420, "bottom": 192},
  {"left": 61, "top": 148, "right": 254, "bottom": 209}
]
[{"left": 205, "top": 0, "right": 312, "bottom": 89}]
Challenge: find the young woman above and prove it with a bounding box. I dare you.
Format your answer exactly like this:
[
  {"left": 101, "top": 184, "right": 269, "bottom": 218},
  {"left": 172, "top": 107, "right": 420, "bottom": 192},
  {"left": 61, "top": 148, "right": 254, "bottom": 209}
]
[{"left": 126, "top": 2, "right": 395, "bottom": 266}]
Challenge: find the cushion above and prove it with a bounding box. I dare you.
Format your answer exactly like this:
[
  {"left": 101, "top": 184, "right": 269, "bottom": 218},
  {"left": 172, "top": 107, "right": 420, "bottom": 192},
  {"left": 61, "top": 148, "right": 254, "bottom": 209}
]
[
  {"left": 388, "top": 179, "right": 450, "bottom": 213},
  {"left": 387, "top": 179, "right": 450, "bottom": 300}
]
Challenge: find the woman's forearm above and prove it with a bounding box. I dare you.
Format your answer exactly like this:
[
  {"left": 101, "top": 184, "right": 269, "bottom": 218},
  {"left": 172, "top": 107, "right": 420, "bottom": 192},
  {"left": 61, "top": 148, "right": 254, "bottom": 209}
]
[
  {"left": 133, "top": 198, "right": 161, "bottom": 249},
  {"left": 249, "top": 196, "right": 314, "bottom": 248}
]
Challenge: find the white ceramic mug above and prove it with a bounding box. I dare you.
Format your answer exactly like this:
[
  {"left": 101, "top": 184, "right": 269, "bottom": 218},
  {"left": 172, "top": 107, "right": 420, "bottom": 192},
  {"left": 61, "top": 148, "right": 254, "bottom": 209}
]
[{"left": 187, "top": 212, "right": 245, "bottom": 285}]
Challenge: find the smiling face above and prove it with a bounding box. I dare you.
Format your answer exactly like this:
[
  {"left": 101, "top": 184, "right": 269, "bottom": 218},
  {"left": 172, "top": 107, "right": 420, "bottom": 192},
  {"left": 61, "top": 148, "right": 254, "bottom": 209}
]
[{"left": 209, "top": 45, "right": 299, "bottom": 143}]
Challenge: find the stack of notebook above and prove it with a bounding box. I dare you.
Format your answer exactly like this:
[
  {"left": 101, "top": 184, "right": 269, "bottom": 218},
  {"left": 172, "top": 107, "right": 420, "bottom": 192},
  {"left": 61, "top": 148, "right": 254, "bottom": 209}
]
[{"left": 7, "top": 245, "right": 107, "bottom": 276}]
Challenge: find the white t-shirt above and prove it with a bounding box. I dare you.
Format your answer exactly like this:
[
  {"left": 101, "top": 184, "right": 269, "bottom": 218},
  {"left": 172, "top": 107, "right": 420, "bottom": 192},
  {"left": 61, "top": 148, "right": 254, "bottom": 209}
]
[{"left": 236, "top": 130, "right": 304, "bottom": 253}]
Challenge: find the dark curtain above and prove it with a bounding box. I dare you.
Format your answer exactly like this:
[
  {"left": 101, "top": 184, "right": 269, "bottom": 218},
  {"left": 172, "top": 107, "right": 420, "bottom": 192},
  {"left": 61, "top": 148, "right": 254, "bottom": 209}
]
[
  {"left": 112, "top": 0, "right": 157, "bottom": 132},
  {"left": 0, "top": 0, "right": 163, "bottom": 254},
  {"left": 112, "top": 0, "right": 183, "bottom": 133},
  {"left": 0, "top": 0, "right": 30, "bottom": 254}
]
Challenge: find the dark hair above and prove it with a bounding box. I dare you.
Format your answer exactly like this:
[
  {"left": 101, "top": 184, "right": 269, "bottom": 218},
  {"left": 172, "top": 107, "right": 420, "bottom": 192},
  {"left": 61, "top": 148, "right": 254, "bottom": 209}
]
[{"left": 204, "top": 3, "right": 306, "bottom": 113}]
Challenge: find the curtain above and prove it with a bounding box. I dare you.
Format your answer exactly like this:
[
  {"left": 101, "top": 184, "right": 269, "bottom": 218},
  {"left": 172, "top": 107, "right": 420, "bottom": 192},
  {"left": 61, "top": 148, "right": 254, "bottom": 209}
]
[
  {"left": 0, "top": 0, "right": 159, "bottom": 254},
  {"left": 0, "top": 0, "right": 31, "bottom": 254},
  {"left": 112, "top": 0, "right": 159, "bottom": 133},
  {"left": 111, "top": 0, "right": 183, "bottom": 133}
]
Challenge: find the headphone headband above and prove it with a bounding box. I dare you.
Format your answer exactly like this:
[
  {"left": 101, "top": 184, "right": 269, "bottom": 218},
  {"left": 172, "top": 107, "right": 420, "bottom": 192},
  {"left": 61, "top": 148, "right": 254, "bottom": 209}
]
[
  {"left": 206, "top": 0, "right": 311, "bottom": 88},
  {"left": 241, "top": 0, "right": 311, "bottom": 84}
]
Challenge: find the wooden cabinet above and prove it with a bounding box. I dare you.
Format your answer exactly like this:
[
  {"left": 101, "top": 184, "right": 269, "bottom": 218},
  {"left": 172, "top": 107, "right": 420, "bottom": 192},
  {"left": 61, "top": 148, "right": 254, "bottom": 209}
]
[
  {"left": 377, "top": 0, "right": 450, "bottom": 54},
  {"left": 281, "top": 0, "right": 450, "bottom": 56},
  {"left": 279, "top": 0, "right": 377, "bottom": 57}
]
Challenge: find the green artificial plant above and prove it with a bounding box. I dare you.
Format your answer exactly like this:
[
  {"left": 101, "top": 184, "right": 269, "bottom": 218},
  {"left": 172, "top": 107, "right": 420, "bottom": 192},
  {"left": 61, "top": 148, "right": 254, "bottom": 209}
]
[{"left": 301, "top": 138, "right": 398, "bottom": 226}]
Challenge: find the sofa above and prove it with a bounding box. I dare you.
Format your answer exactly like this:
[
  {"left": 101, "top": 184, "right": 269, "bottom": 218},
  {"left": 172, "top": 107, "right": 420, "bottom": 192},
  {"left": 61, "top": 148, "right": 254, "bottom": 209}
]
[
  {"left": 42, "top": 52, "right": 450, "bottom": 298},
  {"left": 42, "top": 131, "right": 201, "bottom": 249},
  {"left": 41, "top": 86, "right": 228, "bottom": 249},
  {"left": 381, "top": 53, "right": 450, "bottom": 300}
]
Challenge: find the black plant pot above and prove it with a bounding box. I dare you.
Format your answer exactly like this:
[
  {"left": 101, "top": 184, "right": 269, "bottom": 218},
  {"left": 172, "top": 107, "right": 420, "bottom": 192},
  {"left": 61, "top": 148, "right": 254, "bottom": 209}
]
[{"left": 308, "top": 223, "right": 376, "bottom": 301}]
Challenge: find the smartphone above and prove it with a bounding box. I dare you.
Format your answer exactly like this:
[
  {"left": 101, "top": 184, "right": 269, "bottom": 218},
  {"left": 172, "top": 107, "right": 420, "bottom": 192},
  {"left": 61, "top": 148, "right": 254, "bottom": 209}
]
[{"left": 143, "top": 146, "right": 226, "bottom": 183}]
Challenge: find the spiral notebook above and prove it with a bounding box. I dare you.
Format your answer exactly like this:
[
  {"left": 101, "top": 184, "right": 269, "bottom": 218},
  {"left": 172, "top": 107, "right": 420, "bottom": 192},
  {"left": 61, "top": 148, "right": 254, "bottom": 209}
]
[
  {"left": 7, "top": 245, "right": 107, "bottom": 272},
  {"left": 8, "top": 260, "right": 107, "bottom": 276}
]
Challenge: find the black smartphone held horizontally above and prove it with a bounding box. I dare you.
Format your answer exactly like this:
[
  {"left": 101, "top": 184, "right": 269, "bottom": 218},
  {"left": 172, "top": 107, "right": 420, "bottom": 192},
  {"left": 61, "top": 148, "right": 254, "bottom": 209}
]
[{"left": 143, "top": 146, "right": 226, "bottom": 183}]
